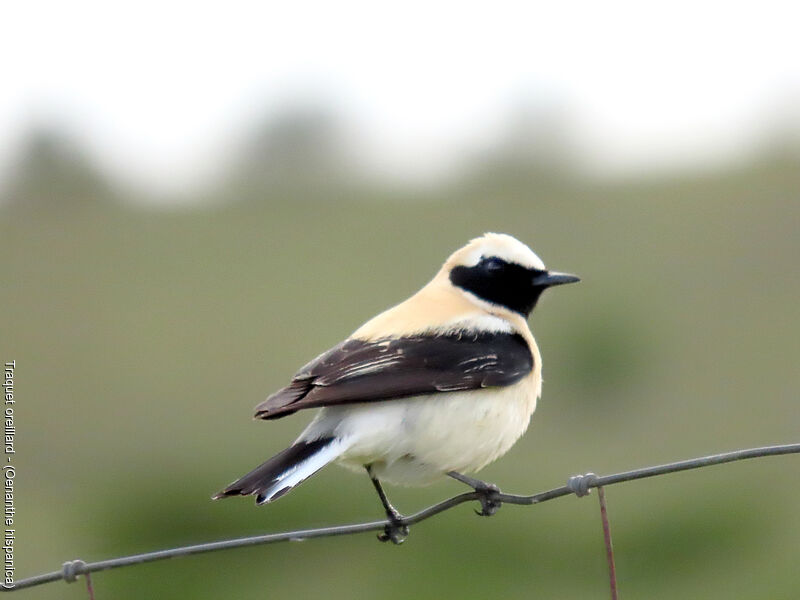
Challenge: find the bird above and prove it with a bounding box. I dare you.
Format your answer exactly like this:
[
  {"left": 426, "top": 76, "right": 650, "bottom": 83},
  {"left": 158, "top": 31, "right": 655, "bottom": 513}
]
[{"left": 213, "top": 233, "right": 579, "bottom": 543}]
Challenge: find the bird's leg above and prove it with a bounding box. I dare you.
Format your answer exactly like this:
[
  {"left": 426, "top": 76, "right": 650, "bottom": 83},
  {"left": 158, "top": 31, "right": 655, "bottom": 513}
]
[
  {"left": 447, "top": 471, "right": 502, "bottom": 516},
  {"left": 366, "top": 465, "right": 409, "bottom": 544}
]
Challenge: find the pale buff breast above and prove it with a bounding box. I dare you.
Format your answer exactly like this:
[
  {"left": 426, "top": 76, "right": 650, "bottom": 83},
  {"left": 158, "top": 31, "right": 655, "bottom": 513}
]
[
  {"left": 305, "top": 268, "right": 544, "bottom": 485},
  {"left": 320, "top": 366, "right": 540, "bottom": 486}
]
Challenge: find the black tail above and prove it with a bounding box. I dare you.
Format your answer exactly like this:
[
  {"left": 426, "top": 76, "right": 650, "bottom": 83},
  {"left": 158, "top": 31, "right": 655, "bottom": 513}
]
[{"left": 213, "top": 437, "right": 339, "bottom": 505}]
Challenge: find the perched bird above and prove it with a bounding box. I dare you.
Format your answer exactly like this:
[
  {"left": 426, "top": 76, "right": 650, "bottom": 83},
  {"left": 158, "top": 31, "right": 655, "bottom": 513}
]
[{"left": 214, "top": 233, "right": 579, "bottom": 542}]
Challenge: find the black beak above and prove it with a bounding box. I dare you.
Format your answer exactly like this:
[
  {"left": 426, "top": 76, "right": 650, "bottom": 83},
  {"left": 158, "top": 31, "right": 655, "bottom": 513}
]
[{"left": 532, "top": 270, "right": 581, "bottom": 288}]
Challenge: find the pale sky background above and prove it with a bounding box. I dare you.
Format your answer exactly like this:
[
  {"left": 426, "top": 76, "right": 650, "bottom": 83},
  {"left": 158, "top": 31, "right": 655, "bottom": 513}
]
[{"left": 1, "top": 0, "right": 799, "bottom": 195}]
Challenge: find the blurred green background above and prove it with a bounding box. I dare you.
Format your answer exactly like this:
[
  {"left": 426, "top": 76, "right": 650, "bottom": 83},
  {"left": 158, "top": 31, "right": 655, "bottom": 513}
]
[
  {"left": 3, "top": 5, "right": 800, "bottom": 594},
  {"left": 2, "top": 126, "right": 799, "bottom": 598}
]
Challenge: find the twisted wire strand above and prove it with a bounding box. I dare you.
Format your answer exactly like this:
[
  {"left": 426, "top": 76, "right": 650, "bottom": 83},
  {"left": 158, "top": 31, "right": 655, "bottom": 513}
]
[{"left": 7, "top": 442, "right": 800, "bottom": 592}]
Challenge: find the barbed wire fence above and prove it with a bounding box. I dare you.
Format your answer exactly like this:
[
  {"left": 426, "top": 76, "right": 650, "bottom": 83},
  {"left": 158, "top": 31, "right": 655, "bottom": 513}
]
[{"left": 7, "top": 443, "right": 800, "bottom": 598}]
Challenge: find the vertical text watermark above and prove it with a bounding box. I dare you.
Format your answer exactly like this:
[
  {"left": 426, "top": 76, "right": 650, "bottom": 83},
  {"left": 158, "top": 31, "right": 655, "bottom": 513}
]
[{"left": 3, "top": 360, "right": 15, "bottom": 590}]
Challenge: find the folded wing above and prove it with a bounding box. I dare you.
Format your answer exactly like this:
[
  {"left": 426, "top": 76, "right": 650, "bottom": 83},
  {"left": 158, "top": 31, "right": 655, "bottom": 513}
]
[{"left": 255, "top": 330, "right": 533, "bottom": 419}]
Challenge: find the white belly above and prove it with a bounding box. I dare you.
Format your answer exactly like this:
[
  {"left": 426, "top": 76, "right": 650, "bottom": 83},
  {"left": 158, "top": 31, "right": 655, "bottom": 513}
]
[{"left": 299, "top": 378, "right": 539, "bottom": 486}]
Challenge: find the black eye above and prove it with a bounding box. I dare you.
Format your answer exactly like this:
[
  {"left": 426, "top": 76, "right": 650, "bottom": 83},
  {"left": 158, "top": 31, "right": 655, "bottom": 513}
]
[{"left": 483, "top": 258, "right": 504, "bottom": 273}]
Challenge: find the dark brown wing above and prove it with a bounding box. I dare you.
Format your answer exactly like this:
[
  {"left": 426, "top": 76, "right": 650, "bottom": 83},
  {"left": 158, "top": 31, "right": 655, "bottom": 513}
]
[{"left": 254, "top": 330, "right": 533, "bottom": 420}]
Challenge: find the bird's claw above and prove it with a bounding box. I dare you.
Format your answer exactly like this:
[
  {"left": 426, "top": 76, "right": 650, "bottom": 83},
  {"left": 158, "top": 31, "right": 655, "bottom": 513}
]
[
  {"left": 378, "top": 519, "right": 409, "bottom": 544},
  {"left": 377, "top": 508, "right": 409, "bottom": 544},
  {"left": 474, "top": 483, "right": 502, "bottom": 517}
]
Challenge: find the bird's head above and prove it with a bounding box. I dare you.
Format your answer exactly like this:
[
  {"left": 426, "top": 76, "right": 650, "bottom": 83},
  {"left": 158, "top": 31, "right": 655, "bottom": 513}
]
[{"left": 441, "top": 233, "right": 579, "bottom": 318}]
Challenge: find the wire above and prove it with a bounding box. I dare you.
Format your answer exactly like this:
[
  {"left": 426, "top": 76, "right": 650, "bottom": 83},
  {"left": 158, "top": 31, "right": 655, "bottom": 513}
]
[{"left": 8, "top": 442, "right": 800, "bottom": 592}]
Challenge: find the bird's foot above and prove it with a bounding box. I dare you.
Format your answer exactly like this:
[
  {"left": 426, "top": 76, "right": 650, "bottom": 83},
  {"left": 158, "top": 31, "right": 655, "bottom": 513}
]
[
  {"left": 447, "top": 471, "right": 502, "bottom": 517},
  {"left": 473, "top": 482, "right": 502, "bottom": 517},
  {"left": 377, "top": 508, "right": 409, "bottom": 544}
]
